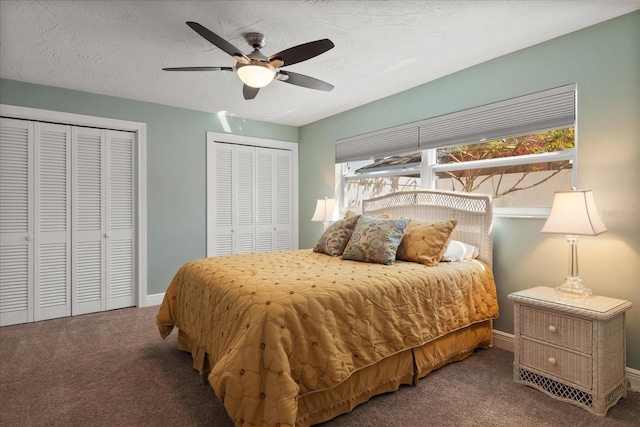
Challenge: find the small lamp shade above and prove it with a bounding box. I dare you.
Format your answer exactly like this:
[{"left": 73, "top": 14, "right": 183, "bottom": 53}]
[
  {"left": 541, "top": 190, "right": 607, "bottom": 236},
  {"left": 311, "top": 197, "right": 337, "bottom": 229}
]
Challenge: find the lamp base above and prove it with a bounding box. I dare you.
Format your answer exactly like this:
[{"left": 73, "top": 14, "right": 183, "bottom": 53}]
[{"left": 555, "top": 277, "right": 592, "bottom": 296}]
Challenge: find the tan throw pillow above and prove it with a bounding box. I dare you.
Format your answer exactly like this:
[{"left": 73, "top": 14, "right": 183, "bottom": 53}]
[
  {"left": 313, "top": 214, "right": 360, "bottom": 256},
  {"left": 396, "top": 219, "right": 458, "bottom": 266},
  {"left": 342, "top": 216, "right": 410, "bottom": 265}
]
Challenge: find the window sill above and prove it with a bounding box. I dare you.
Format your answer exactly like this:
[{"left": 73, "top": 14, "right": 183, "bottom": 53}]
[{"left": 493, "top": 207, "right": 550, "bottom": 219}]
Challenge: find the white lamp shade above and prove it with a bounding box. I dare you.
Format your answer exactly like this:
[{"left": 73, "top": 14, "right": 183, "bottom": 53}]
[
  {"left": 311, "top": 198, "right": 337, "bottom": 222},
  {"left": 540, "top": 190, "right": 607, "bottom": 235}
]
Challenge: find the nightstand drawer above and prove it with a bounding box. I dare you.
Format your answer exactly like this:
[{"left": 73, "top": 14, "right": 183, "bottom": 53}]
[
  {"left": 520, "top": 306, "right": 592, "bottom": 354},
  {"left": 521, "top": 337, "right": 592, "bottom": 389}
]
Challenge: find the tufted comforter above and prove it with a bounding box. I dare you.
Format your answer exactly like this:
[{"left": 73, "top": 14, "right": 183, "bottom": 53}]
[{"left": 157, "top": 249, "right": 498, "bottom": 426}]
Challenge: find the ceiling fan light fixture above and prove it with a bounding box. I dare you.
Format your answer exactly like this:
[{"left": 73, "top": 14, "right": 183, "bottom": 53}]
[{"left": 237, "top": 63, "right": 276, "bottom": 88}]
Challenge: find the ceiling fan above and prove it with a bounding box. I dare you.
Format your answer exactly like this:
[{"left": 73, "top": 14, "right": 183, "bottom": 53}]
[{"left": 163, "top": 22, "right": 335, "bottom": 100}]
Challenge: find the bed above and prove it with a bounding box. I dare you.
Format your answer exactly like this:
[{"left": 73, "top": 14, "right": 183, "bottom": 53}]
[{"left": 157, "top": 190, "right": 499, "bottom": 426}]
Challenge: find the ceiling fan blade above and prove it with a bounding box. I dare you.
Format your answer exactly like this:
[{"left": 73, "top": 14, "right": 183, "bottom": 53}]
[
  {"left": 277, "top": 71, "right": 334, "bottom": 91},
  {"left": 243, "top": 85, "right": 260, "bottom": 100},
  {"left": 268, "top": 39, "right": 334, "bottom": 67},
  {"left": 186, "top": 22, "right": 250, "bottom": 63},
  {"left": 163, "top": 66, "right": 233, "bottom": 71}
]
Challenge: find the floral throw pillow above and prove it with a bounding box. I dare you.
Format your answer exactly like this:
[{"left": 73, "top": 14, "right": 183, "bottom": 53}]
[
  {"left": 313, "top": 214, "right": 360, "bottom": 256},
  {"left": 342, "top": 216, "right": 411, "bottom": 265}
]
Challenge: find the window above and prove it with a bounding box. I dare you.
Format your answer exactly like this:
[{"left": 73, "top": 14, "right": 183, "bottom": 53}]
[
  {"left": 341, "top": 151, "right": 421, "bottom": 211},
  {"left": 429, "top": 127, "right": 575, "bottom": 216},
  {"left": 336, "top": 85, "right": 577, "bottom": 217}
]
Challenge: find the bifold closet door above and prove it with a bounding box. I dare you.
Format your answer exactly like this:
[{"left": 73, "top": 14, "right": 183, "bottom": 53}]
[
  {"left": 34, "top": 122, "right": 72, "bottom": 321},
  {"left": 255, "top": 147, "right": 293, "bottom": 252},
  {"left": 273, "top": 149, "right": 293, "bottom": 251},
  {"left": 72, "top": 128, "right": 135, "bottom": 315},
  {"left": 1, "top": 119, "right": 135, "bottom": 325},
  {"left": 0, "top": 119, "right": 72, "bottom": 325},
  {"left": 106, "top": 130, "right": 136, "bottom": 310},
  {"left": 0, "top": 118, "right": 34, "bottom": 326},
  {"left": 211, "top": 142, "right": 255, "bottom": 256}
]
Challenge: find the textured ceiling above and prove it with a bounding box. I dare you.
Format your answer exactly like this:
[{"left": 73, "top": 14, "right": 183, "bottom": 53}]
[{"left": 1, "top": 1, "right": 638, "bottom": 126}]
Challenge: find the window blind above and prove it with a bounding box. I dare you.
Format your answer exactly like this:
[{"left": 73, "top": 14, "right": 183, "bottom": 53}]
[
  {"left": 335, "top": 123, "right": 419, "bottom": 163},
  {"left": 334, "top": 84, "right": 576, "bottom": 162},
  {"left": 418, "top": 84, "right": 576, "bottom": 149}
]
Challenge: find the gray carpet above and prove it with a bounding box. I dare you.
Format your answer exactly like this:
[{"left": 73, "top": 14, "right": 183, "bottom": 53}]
[{"left": 1, "top": 306, "right": 638, "bottom": 426}]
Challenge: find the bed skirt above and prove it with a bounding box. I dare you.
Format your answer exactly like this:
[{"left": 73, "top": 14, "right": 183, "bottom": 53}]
[{"left": 176, "top": 320, "right": 493, "bottom": 426}]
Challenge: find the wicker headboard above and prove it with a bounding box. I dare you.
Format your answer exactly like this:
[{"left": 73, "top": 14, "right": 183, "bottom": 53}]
[{"left": 362, "top": 190, "right": 494, "bottom": 268}]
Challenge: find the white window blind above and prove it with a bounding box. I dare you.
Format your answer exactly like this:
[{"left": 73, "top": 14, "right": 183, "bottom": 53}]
[
  {"left": 418, "top": 84, "right": 576, "bottom": 149},
  {"left": 335, "top": 123, "right": 419, "bottom": 163},
  {"left": 335, "top": 84, "right": 576, "bottom": 162}
]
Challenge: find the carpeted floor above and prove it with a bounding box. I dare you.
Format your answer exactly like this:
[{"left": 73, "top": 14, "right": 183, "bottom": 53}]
[{"left": 1, "top": 306, "right": 638, "bottom": 426}]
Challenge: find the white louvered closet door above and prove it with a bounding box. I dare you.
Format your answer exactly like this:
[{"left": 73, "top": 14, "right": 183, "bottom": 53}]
[
  {"left": 255, "top": 147, "right": 293, "bottom": 252},
  {"left": 212, "top": 142, "right": 260, "bottom": 255},
  {"left": 73, "top": 127, "right": 105, "bottom": 315},
  {"left": 211, "top": 143, "right": 234, "bottom": 256},
  {"left": 1, "top": 117, "right": 136, "bottom": 326},
  {"left": 233, "top": 144, "right": 255, "bottom": 254},
  {"left": 212, "top": 142, "right": 256, "bottom": 255},
  {"left": 0, "top": 118, "right": 34, "bottom": 326},
  {"left": 255, "top": 147, "right": 274, "bottom": 253},
  {"left": 106, "top": 130, "right": 136, "bottom": 310},
  {"left": 209, "top": 140, "right": 293, "bottom": 257},
  {"left": 273, "top": 150, "right": 293, "bottom": 251},
  {"left": 34, "top": 122, "right": 71, "bottom": 321},
  {"left": 72, "top": 128, "right": 136, "bottom": 315}
]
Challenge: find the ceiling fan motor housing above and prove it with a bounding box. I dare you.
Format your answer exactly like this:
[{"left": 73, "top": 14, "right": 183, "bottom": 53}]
[{"left": 244, "top": 32, "right": 268, "bottom": 50}]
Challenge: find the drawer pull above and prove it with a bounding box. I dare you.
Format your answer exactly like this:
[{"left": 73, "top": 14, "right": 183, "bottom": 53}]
[
  {"left": 548, "top": 325, "right": 557, "bottom": 333},
  {"left": 548, "top": 357, "right": 557, "bottom": 365}
]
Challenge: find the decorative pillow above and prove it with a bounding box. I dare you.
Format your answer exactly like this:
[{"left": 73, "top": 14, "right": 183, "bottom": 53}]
[
  {"left": 313, "top": 214, "right": 360, "bottom": 256},
  {"left": 396, "top": 219, "right": 458, "bottom": 266},
  {"left": 441, "top": 240, "right": 480, "bottom": 262},
  {"left": 342, "top": 216, "right": 410, "bottom": 265}
]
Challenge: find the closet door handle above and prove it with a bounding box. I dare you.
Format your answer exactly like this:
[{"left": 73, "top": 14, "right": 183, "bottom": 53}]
[
  {"left": 26, "top": 236, "right": 33, "bottom": 241},
  {"left": 104, "top": 233, "right": 110, "bottom": 238}
]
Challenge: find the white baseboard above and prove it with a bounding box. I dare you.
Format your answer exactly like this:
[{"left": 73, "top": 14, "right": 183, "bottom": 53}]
[
  {"left": 141, "top": 292, "right": 165, "bottom": 307},
  {"left": 627, "top": 367, "right": 640, "bottom": 393},
  {"left": 491, "top": 329, "right": 639, "bottom": 393},
  {"left": 492, "top": 329, "right": 514, "bottom": 353}
]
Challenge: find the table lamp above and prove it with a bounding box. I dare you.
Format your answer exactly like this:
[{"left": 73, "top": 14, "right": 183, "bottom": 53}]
[
  {"left": 540, "top": 189, "right": 607, "bottom": 296},
  {"left": 311, "top": 197, "right": 337, "bottom": 230}
]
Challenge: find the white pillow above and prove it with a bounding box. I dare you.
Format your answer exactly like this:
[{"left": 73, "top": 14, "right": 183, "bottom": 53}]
[{"left": 441, "top": 240, "right": 479, "bottom": 262}]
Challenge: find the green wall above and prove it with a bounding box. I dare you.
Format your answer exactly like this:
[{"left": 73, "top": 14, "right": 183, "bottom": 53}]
[
  {"left": 299, "top": 12, "right": 640, "bottom": 369},
  {"left": 0, "top": 79, "right": 298, "bottom": 296}
]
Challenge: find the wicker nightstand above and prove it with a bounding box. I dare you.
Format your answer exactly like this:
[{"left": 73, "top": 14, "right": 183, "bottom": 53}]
[{"left": 509, "top": 286, "right": 632, "bottom": 415}]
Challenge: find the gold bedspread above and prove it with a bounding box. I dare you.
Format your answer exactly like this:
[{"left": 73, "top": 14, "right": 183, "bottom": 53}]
[{"left": 157, "top": 249, "right": 498, "bottom": 426}]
